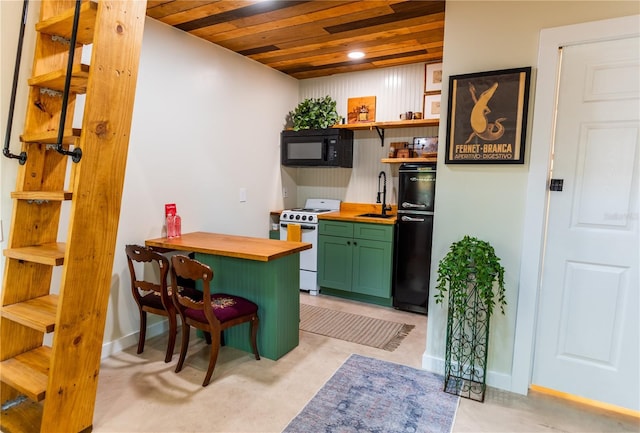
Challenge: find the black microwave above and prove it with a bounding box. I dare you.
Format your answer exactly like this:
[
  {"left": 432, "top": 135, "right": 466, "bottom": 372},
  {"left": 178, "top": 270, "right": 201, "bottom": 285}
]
[{"left": 281, "top": 128, "right": 354, "bottom": 167}]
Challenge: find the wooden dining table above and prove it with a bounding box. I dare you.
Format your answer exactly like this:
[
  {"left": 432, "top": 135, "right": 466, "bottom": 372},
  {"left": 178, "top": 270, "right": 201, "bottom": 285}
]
[{"left": 145, "top": 231, "right": 311, "bottom": 360}]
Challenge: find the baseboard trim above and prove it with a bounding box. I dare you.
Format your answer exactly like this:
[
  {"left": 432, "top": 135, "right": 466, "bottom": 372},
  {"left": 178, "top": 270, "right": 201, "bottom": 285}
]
[
  {"left": 100, "top": 320, "right": 168, "bottom": 360},
  {"left": 422, "top": 353, "right": 515, "bottom": 393},
  {"left": 530, "top": 384, "right": 640, "bottom": 418}
]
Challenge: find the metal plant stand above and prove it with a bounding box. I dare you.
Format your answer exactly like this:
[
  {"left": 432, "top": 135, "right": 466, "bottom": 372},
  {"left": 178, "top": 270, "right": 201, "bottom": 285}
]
[{"left": 443, "top": 275, "right": 489, "bottom": 402}]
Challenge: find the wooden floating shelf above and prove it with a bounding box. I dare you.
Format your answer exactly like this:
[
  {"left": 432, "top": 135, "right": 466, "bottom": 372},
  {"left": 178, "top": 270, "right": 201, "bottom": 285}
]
[
  {"left": 36, "top": 1, "right": 98, "bottom": 45},
  {"left": 334, "top": 119, "right": 439, "bottom": 130},
  {"left": 381, "top": 157, "right": 437, "bottom": 163}
]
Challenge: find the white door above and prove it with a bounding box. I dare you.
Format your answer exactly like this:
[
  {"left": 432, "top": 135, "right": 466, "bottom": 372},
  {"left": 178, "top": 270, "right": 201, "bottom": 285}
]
[{"left": 532, "top": 36, "right": 639, "bottom": 410}]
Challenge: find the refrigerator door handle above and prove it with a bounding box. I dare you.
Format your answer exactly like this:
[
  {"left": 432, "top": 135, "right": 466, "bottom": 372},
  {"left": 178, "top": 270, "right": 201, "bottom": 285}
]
[
  {"left": 401, "top": 201, "right": 428, "bottom": 210},
  {"left": 401, "top": 215, "right": 426, "bottom": 222}
]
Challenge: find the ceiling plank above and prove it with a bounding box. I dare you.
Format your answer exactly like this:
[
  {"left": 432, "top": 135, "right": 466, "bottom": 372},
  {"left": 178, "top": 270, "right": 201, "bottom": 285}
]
[
  {"left": 251, "top": 25, "right": 444, "bottom": 65},
  {"left": 146, "top": 1, "right": 220, "bottom": 20},
  {"left": 192, "top": 1, "right": 396, "bottom": 42},
  {"left": 145, "top": 0, "right": 446, "bottom": 79}
]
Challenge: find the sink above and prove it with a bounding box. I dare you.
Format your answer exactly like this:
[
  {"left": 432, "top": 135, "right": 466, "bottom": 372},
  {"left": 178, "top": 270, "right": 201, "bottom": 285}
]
[{"left": 357, "top": 213, "right": 395, "bottom": 219}]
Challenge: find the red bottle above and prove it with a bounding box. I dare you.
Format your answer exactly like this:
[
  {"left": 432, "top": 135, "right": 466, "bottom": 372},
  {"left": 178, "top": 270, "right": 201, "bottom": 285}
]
[
  {"left": 173, "top": 213, "right": 181, "bottom": 238},
  {"left": 166, "top": 214, "right": 176, "bottom": 238}
]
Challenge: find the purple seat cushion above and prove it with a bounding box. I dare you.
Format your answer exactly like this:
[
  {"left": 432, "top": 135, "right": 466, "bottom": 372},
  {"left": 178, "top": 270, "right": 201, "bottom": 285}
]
[
  {"left": 140, "top": 291, "right": 165, "bottom": 310},
  {"left": 184, "top": 293, "right": 258, "bottom": 324}
]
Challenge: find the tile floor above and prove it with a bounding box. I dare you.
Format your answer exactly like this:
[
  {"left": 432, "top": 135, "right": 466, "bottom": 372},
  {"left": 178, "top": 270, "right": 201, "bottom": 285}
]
[{"left": 93, "top": 293, "right": 639, "bottom": 432}]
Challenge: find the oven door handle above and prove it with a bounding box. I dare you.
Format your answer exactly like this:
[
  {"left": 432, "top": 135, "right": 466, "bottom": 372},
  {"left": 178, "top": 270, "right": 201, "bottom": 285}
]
[{"left": 280, "top": 223, "right": 316, "bottom": 231}]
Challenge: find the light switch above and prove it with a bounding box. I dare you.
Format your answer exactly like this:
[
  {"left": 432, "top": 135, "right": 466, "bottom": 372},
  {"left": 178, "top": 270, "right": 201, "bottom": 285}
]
[{"left": 239, "top": 188, "right": 247, "bottom": 202}]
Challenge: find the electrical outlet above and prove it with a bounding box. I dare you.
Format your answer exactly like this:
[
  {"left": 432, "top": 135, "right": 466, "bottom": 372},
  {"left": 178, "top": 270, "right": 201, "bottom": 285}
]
[
  {"left": 282, "top": 187, "right": 288, "bottom": 198},
  {"left": 239, "top": 188, "right": 247, "bottom": 202}
]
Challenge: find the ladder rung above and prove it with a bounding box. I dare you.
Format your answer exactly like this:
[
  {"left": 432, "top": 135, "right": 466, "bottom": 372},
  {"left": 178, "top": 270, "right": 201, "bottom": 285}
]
[
  {"left": 0, "top": 346, "right": 51, "bottom": 402},
  {"left": 28, "top": 64, "right": 89, "bottom": 94},
  {"left": 20, "top": 128, "right": 81, "bottom": 145},
  {"left": 0, "top": 395, "right": 43, "bottom": 432},
  {"left": 35, "top": 1, "right": 98, "bottom": 45},
  {"left": 11, "top": 191, "right": 72, "bottom": 201},
  {"left": 3, "top": 243, "right": 66, "bottom": 266},
  {"left": 1, "top": 295, "right": 58, "bottom": 333}
]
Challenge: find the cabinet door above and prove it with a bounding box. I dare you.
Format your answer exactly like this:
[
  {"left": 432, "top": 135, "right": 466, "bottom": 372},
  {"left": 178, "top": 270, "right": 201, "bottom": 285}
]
[
  {"left": 319, "top": 220, "right": 353, "bottom": 238},
  {"left": 352, "top": 238, "right": 392, "bottom": 298},
  {"left": 354, "top": 222, "right": 393, "bottom": 242},
  {"left": 318, "top": 235, "right": 353, "bottom": 291}
]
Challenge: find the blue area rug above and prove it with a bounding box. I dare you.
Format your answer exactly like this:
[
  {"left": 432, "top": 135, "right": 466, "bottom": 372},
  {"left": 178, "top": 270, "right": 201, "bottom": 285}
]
[{"left": 283, "top": 354, "right": 459, "bottom": 433}]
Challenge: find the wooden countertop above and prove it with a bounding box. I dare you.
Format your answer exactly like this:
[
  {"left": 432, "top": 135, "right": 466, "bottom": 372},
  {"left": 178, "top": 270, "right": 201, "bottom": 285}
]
[
  {"left": 318, "top": 203, "right": 397, "bottom": 225},
  {"left": 145, "top": 231, "right": 311, "bottom": 262}
]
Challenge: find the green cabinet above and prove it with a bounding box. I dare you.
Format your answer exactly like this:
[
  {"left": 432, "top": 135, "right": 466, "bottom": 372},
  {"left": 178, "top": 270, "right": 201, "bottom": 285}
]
[{"left": 318, "top": 220, "right": 394, "bottom": 306}]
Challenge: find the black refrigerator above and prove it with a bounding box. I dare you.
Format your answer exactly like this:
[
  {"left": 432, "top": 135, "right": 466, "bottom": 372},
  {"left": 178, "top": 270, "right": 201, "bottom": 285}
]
[{"left": 393, "top": 162, "right": 436, "bottom": 314}]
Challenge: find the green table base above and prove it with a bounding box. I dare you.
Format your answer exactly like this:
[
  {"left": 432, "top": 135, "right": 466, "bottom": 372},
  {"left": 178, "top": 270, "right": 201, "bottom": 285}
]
[{"left": 195, "top": 252, "right": 300, "bottom": 360}]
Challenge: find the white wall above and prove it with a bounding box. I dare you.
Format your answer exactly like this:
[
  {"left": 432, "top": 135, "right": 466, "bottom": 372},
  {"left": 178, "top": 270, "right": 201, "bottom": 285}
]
[
  {"left": 1, "top": 7, "right": 298, "bottom": 352},
  {"left": 424, "top": 1, "right": 640, "bottom": 392}
]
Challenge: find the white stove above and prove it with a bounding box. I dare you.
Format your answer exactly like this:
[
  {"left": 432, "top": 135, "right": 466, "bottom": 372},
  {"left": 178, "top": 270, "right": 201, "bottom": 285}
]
[{"left": 280, "top": 198, "right": 341, "bottom": 295}]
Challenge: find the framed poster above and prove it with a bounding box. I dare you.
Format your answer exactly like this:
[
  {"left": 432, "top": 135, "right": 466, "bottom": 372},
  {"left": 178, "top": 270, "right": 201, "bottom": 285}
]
[
  {"left": 423, "top": 94, "right": 441, "bottom": 119},
  {"left": 347, "top": 96, "right": 376, "bottom": 124},
  {"left": 425, "top": 62, "right": 443, "bottom": 93},
  {"left": 445, "top": 67, "right": 531, "bottom": 164}
]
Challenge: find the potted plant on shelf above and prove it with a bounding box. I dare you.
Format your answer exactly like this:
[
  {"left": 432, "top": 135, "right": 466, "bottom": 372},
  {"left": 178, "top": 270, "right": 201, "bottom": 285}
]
[
  {"left": 289, "top": 95, "right": 340, "bottom": 130},
  {"left": 434, "top": 235, "right": 506, "bottom": 402}
]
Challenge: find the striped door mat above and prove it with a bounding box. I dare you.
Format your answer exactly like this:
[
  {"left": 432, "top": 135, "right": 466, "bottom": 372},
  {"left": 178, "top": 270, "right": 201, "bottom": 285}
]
[{"left": 299, "top": 303, "right": 414, "bottom": 351}]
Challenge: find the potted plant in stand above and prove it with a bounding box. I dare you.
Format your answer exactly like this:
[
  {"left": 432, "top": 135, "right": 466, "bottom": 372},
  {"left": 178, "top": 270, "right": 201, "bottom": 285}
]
[
  {"left": 288, "top": 95, "right": 340, "bottom": 130},
  {"left": 434, "top": 235, "right": 506, "bottom": 402}
]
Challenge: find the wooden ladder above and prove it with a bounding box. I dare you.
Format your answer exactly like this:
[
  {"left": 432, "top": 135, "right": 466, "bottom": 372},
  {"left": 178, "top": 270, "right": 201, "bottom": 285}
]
[{"left": 1, "top": 1, "right": 146, "bottom": 431}]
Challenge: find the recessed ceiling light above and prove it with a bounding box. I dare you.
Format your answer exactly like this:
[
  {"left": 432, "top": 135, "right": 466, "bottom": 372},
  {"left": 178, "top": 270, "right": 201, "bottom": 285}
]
[{"left": 348, "top": 51, "right": 365, "bottom": 60}]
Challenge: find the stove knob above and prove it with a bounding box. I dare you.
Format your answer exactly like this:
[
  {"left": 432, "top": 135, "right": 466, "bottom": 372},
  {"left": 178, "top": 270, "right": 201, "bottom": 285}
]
[
  {"left": 308, "top": 215, "right": 314, "bottom": 222},
  {"left": 295, "top": 215, "right": 301, "bottom": 220},
  {"left": 302, "top": 215, "right": 307, "bottom": 221},
  {"left": 281, "top": 213, "right": 287, "bottom": 220},
  {"left": 289, "top": 214, "right": 294, "bottom": 220}
]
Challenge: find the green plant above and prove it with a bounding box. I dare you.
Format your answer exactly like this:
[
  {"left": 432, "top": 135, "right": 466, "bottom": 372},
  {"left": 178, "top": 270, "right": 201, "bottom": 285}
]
[
  {"left": 435, "top": 235, "right": 506, "bottom": 318},
  {"left": 289, "top": 95, "right": 340, "bottom": 130}
]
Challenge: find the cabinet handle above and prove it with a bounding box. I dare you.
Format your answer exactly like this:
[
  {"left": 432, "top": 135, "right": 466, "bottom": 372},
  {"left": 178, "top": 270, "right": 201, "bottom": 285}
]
[
  {"left": 353, "top": 241, "right": 357, "bottom": 246},
  {"left": 347, "top": 241, "right": 351, "bottom": 245}
]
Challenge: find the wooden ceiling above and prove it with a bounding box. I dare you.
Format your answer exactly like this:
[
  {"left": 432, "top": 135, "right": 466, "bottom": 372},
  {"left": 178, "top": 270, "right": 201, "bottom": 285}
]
[{"left": 146, "top": 1, "right": 445, "bottom": 79}]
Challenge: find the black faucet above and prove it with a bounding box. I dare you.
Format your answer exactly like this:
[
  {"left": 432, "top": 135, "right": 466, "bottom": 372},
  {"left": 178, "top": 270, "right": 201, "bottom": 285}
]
[{"left": 377, "top": 171, "right": 392, "bottom": 216}]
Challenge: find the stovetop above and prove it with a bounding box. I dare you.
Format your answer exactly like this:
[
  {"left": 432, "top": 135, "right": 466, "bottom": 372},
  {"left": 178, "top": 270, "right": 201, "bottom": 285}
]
[
  {"left": 288, "top": 208, "right": 332, "bottom": 213},
  {"left": 280, "top": 198, "right": 341, "bottom": 223}
]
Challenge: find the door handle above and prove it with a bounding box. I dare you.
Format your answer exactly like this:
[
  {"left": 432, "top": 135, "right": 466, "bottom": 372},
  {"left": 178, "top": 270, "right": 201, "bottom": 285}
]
[
  {"left": 401, "top": 216, "right": 425, "bottom": 222},
  {"left": 402, "top": 202, "right": 428, "bottom": 209}
]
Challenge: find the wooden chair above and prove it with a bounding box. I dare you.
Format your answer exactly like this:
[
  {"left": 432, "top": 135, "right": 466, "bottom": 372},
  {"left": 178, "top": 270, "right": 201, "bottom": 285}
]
[
  {"left": 170, "top": 254, "right": 260, "bottom": 386},
  {"left": 125, "top": 244, "right": 178, "bottom": 363}
]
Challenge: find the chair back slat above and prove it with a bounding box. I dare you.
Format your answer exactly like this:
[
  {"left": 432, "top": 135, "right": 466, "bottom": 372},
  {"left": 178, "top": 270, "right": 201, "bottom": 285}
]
[{"left": 136, "top": 280, "right": 162, "bottom": 294}]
